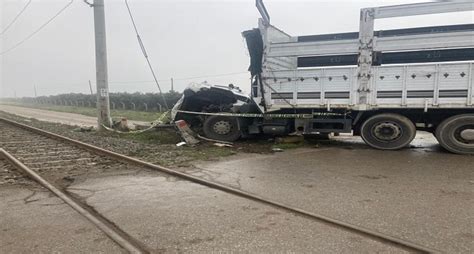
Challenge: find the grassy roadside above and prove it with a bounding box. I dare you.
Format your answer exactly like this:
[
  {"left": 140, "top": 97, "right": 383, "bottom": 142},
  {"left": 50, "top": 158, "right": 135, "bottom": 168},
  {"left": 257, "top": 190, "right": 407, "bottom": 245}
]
[{"left": 1, "top": 103, "right": 163, "bottom": 122}]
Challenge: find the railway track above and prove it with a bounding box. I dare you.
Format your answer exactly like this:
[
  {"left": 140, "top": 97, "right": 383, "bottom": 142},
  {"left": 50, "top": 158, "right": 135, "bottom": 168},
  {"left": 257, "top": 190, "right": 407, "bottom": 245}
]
[{"left": 0, "top": 117, "right": 438, "bottom": 253}]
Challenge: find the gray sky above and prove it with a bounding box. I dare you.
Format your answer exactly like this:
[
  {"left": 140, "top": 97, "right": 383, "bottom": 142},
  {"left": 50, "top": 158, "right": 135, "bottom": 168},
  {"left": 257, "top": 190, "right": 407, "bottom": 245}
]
[{"left": 0, "top": 0, "right": 473, "bottom": 98}]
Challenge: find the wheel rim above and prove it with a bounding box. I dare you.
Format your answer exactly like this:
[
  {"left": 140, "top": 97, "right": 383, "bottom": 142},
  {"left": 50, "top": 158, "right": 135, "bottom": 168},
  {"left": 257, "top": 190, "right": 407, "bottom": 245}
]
[
  {"left": 213, "top": 120, "right": 232, "bottom": 135},
  {"left": 372, "top": 122, "right": 403, "bottom": 142},
  {"left": 453, "top": 124, "right": 474, "bottom": 145}
]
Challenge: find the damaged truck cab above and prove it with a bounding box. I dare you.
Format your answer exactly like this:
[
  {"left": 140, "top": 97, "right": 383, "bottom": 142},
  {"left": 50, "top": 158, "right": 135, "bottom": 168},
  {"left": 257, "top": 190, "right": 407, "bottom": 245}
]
[
  {"left": 172, "top": 83, "right": 262, "bottom": 142},
  {"left": 174, "top": 0, "right": 474, "bottom": 155}
]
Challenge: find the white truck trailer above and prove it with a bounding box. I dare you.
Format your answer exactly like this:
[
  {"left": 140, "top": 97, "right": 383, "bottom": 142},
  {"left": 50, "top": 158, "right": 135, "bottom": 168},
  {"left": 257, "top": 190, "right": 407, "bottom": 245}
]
[{"left": 173, "top": 0, "right": 474, "bottom": 154}]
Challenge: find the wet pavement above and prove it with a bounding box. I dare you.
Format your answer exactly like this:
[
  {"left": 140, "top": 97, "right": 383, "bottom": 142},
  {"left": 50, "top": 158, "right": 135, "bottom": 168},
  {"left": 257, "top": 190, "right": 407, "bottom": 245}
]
[
  {"left": 181, "top": 132, "right": 474, "bottom": 253},
  {"left": 67, "top": 171, "right": 406, "bottom": 253},
  {"left": 0, "top": 185, "right": 123, "bottom": 253}
]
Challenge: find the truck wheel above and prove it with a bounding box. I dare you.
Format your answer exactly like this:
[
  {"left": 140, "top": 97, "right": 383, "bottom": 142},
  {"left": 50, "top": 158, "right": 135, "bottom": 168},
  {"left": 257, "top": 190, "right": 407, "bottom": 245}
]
[
  {"left": 203, "top": 115, "right": 241, "bottom": 142},
  {"left": 360, "top": 114, "right": 416, "bottom": 150},
  {"left": 435, "top": 114, "right": 474, "bottom": 155}
]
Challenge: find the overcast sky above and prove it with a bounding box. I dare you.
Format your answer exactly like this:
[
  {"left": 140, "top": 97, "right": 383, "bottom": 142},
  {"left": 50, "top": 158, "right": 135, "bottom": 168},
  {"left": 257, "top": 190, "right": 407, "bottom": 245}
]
[{"left": 0, "top": 0, "right": 473, "bottom": 98}]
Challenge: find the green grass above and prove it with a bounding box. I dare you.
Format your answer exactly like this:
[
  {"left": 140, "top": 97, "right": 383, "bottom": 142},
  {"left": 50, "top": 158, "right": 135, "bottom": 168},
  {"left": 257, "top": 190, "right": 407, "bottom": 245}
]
[
  {"left": 100, "top": 128, "right": 182, "bottom": 144},
  {"left": 4, "top": 103, "right": 163, "bottom": 122}
]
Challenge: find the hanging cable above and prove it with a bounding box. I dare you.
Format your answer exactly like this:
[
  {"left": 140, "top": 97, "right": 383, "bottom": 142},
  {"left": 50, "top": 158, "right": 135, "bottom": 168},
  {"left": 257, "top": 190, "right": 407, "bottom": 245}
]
[
  {"left": 174, "top": 71, "right": 249, "bottom": 81},
  {"left": 0, "top": 0, "right": 32, "bottom": 36},
  {"left": 106, "top": 71, "right": 249, "bottom": 84},
  {"left": 0, "top": 0, "right": 74, "bottom": 56},
  {"left": 124, "top": 0, "right": 169, "bottom": 110}
]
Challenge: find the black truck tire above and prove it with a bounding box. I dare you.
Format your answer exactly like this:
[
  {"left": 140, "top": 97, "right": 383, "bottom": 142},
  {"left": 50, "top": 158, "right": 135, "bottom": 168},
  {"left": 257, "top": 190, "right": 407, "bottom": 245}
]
[
  {"left": 360, "top": 113, "right": 416, "bottom": 150},
  {"left": 435, "top": 114, "right": 474, "bottom": 155},
  {"left": 203, "top": 115, "right": 241, "bottom": 142}
]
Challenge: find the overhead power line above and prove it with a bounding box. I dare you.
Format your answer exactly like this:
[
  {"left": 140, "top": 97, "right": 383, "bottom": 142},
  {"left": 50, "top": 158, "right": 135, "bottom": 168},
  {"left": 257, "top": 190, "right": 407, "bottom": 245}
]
[
  {"left": 107, "top": 71, "right": 249, "bottom": 84},
  {"left": 26, "top": 71, "right": 249, "bottom": 89},
  {"left": 124, "top": 0, "right": 169, "bottom": 110},
  {"left": 0, "top": 0, "right": 32, "bottom": 36},
  {"left": 0, "top": 0, "right": 74, "bottom": 56},
  {"left": 174, "top": 71, "right": 249, "bottom": 81}
]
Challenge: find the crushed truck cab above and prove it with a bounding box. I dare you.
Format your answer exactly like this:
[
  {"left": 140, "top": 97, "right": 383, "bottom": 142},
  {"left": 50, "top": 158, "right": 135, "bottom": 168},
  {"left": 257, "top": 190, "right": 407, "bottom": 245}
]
[{"left": 172, "top": 83, "right": 262, "bottom": 142}]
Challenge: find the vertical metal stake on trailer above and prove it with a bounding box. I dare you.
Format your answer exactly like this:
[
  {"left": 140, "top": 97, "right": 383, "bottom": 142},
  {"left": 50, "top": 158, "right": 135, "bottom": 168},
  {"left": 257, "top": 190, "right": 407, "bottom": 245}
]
[
  {"left": 356, "top": 8, "right": 375, "bottom": 107},
  {"left": 356, "top": 1, "right": 474, "bottom": 110}
]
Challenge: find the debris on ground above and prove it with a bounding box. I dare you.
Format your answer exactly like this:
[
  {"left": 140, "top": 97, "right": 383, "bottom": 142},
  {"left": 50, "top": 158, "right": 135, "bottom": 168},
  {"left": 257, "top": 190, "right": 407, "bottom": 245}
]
[
  {"left": 213, "top": 143, "right": 233, "bottom": 148},
  {"left": 198, "top": 134, "right": 234, "bottom": 145},
  {"left": 176, "top": 142, "right": 187, "bottom": 147},
  {"left": 272, "top": 148, "right": 284, "bottom": 152},
  {"left": 175, "top": 120, "right": 200, "bottom": 146},
  {"left": 112, "top": 118, "right": 130, "bottom": 132}
]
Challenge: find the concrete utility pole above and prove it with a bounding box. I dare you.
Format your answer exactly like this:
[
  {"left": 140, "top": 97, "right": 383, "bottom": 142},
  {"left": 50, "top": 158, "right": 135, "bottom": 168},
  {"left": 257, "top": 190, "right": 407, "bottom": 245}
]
[
  {"left": 92, "top": 0, "right": 112, "bottom": 129},
  {"left": 170, "top": 78, "right": 174, "bottom": 92},
  {"left": 33, "top": 84, "right": 37, "bottom": 97}
]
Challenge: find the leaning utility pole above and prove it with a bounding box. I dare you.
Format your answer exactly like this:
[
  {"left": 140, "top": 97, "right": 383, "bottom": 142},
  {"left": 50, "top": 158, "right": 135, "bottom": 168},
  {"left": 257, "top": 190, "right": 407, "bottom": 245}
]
[{"left": 92, "top": 0, "right": 111, "bottom": 130}]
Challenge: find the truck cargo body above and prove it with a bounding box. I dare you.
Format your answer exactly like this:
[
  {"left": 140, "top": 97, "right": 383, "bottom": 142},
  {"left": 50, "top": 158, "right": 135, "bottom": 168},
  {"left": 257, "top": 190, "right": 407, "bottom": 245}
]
[
  {"left": 256, "top": 23, "right": 474, "bottom": 111},
  {"left": 174, "top": 1, "right": 474, "bottom": 154}
]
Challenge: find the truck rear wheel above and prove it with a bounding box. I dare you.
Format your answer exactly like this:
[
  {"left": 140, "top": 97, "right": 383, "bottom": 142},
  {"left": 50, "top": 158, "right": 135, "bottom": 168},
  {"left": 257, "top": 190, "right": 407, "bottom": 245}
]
[
  {"left": 435, "top": 114, "right": 474, "bottom": 155},
  {"left": 203, "top": 115, "right": 241, "bottom": 142},
  {"left": 360, "top": 114, "right": 416, "bottom": 150}
]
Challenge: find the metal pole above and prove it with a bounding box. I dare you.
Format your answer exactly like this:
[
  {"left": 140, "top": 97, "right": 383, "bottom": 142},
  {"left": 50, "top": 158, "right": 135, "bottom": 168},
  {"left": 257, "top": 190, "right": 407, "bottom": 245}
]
[
  {"left": 34, "top": 84, "right": 37, "bottom": 97},
  {"left": 93, "top": 0, "right": 112, "bottom": 129},
  {"left": 171, "top": 78, "right": 174, "bottom": 92}
]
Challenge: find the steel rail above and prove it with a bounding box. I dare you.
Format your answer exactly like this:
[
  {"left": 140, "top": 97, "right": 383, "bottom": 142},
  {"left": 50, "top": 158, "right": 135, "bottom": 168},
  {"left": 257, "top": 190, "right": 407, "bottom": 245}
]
[
  {"left": 0, "top": 148, "right": 148, "bottom": 254},
  {"left": 0, "top": 117, "right": 439, "bottom": 253}
]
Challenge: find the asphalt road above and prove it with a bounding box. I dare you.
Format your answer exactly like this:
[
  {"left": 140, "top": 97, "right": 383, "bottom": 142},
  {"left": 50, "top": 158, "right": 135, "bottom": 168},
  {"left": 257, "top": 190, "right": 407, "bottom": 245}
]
[
  {"left": 67, "top": 171, "right": 404, "bottom": 253},
  {"left": 0, "top": 185, "right": 123, "bottom": 253},
  {"left": 184, "top": 134, "right": 474, "bottom": 253}
]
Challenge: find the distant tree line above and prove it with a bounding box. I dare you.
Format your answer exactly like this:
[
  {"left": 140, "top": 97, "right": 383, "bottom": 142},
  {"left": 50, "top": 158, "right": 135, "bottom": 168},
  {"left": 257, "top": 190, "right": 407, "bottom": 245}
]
[{"left": 3, "top": 92, "right": 182, "bottom": 112}]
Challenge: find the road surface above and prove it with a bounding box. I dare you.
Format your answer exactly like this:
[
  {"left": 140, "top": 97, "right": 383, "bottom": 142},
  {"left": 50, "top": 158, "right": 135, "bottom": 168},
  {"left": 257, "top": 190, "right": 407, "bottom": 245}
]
[
  {"left": 0, "top": 104, "right": 148, "bottom": 128},
  {"left": 183, "top": 136, "right": 474, "bottom": 253}
]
